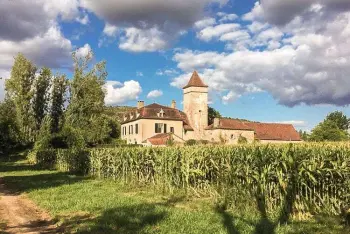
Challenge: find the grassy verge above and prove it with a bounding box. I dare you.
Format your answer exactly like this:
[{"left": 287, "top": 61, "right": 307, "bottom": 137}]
[{"left": 0, "top": 154, "right": 348, "bottom": 234}]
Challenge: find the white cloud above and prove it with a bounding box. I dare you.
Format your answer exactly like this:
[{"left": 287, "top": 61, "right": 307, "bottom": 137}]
[
  {"left": 104, "top": 80, "right": 142, "bottom": 105},
  {"left": 156, "top": 69, "right": 179, "bottom": 76},
  {"left": 197, "top": 23, "right": 240, "bottom": 41},
  {"left": 136, "top": 71, "right": 144, "bottom": 77},
  {"left": 222, "top": 91, "right": 240, "bottom": 104},
  {"left": 0, "top": 25, "right": 72, "bottom": 71},
  {"left": 217, "top": 12, "right": 238, "bottom": 22},
  {"left": 76, "top": 14, "right": 90, "bottom": 25},
  {"left": 119, "top": 27, "right": 168, "bottom": 52},
  {"left": 194, "top": 18, "right": 217, "bottom": 29},
  {"left": 103, "top": 23, "right": 119, "bottom": 37},
  {"left": 75, "top": 43, "right": 92, "bottom": 59},
  {"left": 147, "top": 89, "right": 163, "bottom": 99},
  {"left": 178, "top": 1, "right": 350, "bottom": 106}
]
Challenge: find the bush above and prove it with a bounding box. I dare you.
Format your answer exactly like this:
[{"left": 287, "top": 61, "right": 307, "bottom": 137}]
[
  {"left": 200, "top": 140, "right": 209, "bottom": 145},
  {"left": 31, "top": 149, "right": 89, "bottom": 175},
  {"left": 185, "top": 139, "right": 197, "bottom": 146},
  {"left": 237, "top": 135, "right": 248, "bottom": 144}
]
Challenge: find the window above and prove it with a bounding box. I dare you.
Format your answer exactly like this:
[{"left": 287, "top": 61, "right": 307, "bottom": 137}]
[
  {"left": 130, "top": 125, "right": 133, "bottom": 134},
  {"left": 164, "top": 124, "right": 167, "bottom": 133},
  {"left": 170, "top": 127, "right": 174, "bottom": 133},
  {"left": 155, "top": 123, "right": 163, "bottom": 133},
  {"left": 135, "top": 124, "right": 139, "bottom": 134}
]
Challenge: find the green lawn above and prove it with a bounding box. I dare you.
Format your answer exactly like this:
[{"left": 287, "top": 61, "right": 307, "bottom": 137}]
[{"left": 0, "top": 154, "right": 348, "bottom": 234}]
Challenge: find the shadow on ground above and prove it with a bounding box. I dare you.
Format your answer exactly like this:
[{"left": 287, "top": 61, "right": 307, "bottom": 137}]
[
  {"left": 0, "top": 155, "right": 86, "bottom": 195},
  {"left": 60, "top": 203, "right": 168, "bottom": 234}
]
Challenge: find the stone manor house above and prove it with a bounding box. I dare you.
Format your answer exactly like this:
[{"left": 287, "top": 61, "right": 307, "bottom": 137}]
[{"left": 121, "top": 71, "right": 301, "bottom": 146}]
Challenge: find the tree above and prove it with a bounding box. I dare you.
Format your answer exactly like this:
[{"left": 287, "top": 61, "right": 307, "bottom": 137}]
[
  {"left": 32, "top": 67, "right": 51, "bottom": 131},
  {"left": 0, "top": 99, "right": 19, "bottom": 155},
  {"left": 65, "top": 50, "right": 109, "bottom": 146},
  {"left": 208, "top": 106, "right": 222, "bottom": 125},
  {"left": 50, "top": 74, "right": 68, "bottom": 133},
  {"left": 325, "top": 111, "right": 350, "bottom": 131},
  {"left": 309, "top": 120, "right": 348, "bottom": 142},
  {"left": 5, "top": 53, "right": 37, "bottom": 143}
]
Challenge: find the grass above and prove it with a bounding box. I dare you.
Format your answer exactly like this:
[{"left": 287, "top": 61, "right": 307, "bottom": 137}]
[{"left": 0, "top": 153, "right": 348, "bottom": 234}]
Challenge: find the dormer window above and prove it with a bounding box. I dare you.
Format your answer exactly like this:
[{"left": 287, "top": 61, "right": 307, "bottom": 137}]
[
  {"left": 157, "top": 109, "right": 165, "bottom": 118},
  {"left": 130, "top": 113, "right": 134, "bottom": 119},
  {"left": 123, "top": 115, "right": 127, "bottom": 121}
]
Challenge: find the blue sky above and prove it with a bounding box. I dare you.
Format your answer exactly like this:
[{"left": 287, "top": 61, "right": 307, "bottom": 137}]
[{"left": 1, "top": 0, "right": 350, "bottom": 131}]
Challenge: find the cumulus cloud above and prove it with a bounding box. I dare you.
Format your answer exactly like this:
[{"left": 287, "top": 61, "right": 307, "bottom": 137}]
[
  {"left": 105, "top": 80, "right": 142, "bottom": 105},
  {"left": 0, "top": 0, "right": 84, "bottom": 41},
  {"left": 173, "top": 1, "right": 350, "bottom": 106},
  {"left": 119, "top": 27, "right": 168, "bottom": 52},
  {"left": 194, "top": 18, "right": 217, "bottom": 29},
  {"left": 0, "top": 25, "right": 72, "bottom": 71},
  {"left": 147, "top": 90, "right": 163, "bottom": 99},
  {"left": 81, "top": 0, "right": 229, "bottom": 52},
  {"left": 261, "top": 0, "right": 350, "bottom": 26}
]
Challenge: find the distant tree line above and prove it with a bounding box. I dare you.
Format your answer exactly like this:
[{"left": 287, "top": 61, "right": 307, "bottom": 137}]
[
  {"left": 299, "top": 111, "right": 350, "bottom": 142},
  {"left": 0, "top": 52, "right": 120, "bottom": 156}
]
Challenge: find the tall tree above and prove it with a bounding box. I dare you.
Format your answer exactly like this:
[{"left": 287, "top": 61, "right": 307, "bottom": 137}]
[
  {"left": 66, "top": 50, "right": 108, "bottom": 145},
  {"left": 50, "top": 74, "right": 68, "bottom": 133},
  {"left": 32, "top": 67, "right": 51, "bottom": 131},
  {"left": 5, "top": 54, "right": 37, "bottom": 143},
  {"left": 208, "top": 106, "right": 222, "bottom": 125},
  {"left": 325, "top": 111, "right": 350, "bottom": 131}
]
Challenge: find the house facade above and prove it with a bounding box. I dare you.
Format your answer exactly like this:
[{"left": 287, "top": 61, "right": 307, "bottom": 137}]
[{"left": 121, "top": 71, "right": 301, "bottom": 146}]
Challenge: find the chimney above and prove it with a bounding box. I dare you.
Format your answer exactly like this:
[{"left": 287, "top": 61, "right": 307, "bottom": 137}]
[
  {"left": 214, "top": 118, "right": 220, "bottom": 128},
  {"left": 137, "top": 101, "right": 144, "bottom": 109},
  {"left": 171, "top": 100, "right": 176, "bottom": 109}
]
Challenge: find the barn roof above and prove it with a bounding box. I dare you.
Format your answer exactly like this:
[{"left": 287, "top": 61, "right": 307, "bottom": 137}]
[{"left": 206, "top": 118, "right": 301, "bottom": 141}]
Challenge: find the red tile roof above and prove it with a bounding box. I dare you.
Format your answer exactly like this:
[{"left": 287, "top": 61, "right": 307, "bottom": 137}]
[
  {"left": 206, "top": 118, "right": 301, "bottom": 141},
  {"left": 146, "top": 133, "right": 171, "bottom": 145},
  {"left": 245, "top": 122, "right": 301, "bottom": 141},
  {"left": 122, "top": 103, "right": 193, "bottom": 131},
  {"left": 183, "top": 71, "right": 208, "bottom": 89}
]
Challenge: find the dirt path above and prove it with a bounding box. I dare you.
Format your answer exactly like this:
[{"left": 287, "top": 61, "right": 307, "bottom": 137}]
[{"left": 0, "top": 179, "right": 57, "bottom": 234}]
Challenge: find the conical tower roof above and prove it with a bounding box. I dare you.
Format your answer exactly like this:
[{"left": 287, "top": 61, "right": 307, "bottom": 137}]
[{"left": 183, "top": 71, "right": 208, "bottom": 89}]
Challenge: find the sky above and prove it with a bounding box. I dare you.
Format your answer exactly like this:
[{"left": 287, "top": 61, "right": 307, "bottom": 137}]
[{"left": 1, "top": 0, "right": 350, "bottom": 131}]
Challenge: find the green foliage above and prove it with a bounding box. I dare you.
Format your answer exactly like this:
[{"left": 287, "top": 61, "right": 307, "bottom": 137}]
[
  {"left": 65, "top": 50, "right": 108, "bottom": 146},
  {"left": 309, "top": 111, "right": 349, "bottom": 142},
  {"left": 199, "top": 140, "right": 209, "bottom": 145},
  {"left": 237, "top": 134, "right": 248, "bottom": 144},
  {"left": 33, "top": 116, "right": 52, "bottom": 151},
  {"left": 326, "top": 111, "right": 350, "bottom": 131},
  {"left": 208, "top": 106, "right": 221, "bottom": 125},
  {"left": 50, "top": 74, "right": 67, "bottom": 133},
  {"left": 310, "top": 120, "right": 348, "bottom": 142},
  {"left": 32, "top": 67, "right": 51, "bottom": 130},
  {"left": 0, "top": 99, "right": 20, "bottom": 154},
  {"left": 6, "top": 53, "right": 37, "bottom": 143},
  {"left": 185, "top": 139, "right": 197, "bottom": 146}
]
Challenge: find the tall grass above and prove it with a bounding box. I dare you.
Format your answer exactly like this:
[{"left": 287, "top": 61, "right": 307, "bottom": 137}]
[{"left": 34, "top": 143, "right": 350, "bottom": 215}]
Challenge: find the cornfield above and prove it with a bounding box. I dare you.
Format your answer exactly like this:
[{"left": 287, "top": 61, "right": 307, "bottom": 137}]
[{"left": 34, "top": 143, "right": 350, "bottom": 215}]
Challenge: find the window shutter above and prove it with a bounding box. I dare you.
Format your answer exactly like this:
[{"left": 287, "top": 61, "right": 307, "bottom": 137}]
[{"left": 155, "top": 124, "right": 157, "bottom": 133}]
